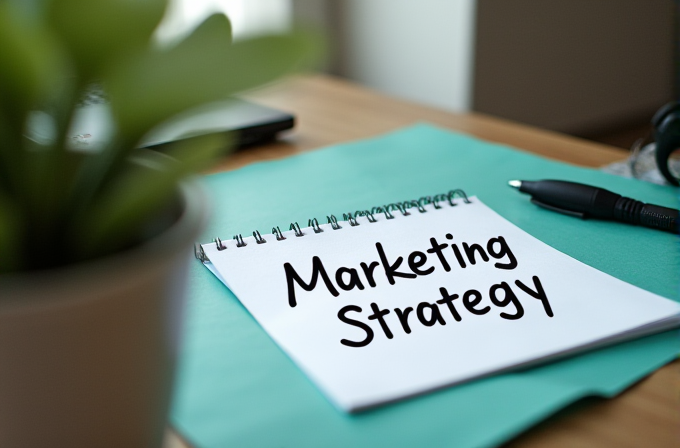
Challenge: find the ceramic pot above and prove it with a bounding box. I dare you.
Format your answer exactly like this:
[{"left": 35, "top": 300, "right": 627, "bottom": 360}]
[{"left": 0, "top": 181, "right": 208, "bottom": 448}]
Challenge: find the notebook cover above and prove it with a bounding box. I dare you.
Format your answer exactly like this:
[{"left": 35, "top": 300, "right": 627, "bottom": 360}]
[{"left": 171, "top": 124, "right": 679, "bottom": 448}]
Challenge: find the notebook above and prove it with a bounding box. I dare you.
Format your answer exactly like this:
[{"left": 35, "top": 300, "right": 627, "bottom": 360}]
[
  {"left": 172, "top": 124, "right": 680, "bottom": 448},
  {"left": 198, "top": 191, "right": 680, "bottom": 412}
]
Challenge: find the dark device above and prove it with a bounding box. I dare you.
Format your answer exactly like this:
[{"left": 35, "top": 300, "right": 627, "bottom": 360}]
[
  {"left": 67, "top": 96, "right": 294, "bottom": 152},
  {"left": 651, "top": 101, "right": 680, "bottom": 186},
  {"left": 139, "top": 98, "right": 295, "bottom": 151}
]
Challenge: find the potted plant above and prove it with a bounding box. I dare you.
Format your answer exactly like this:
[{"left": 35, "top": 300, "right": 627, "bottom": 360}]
[{"left": 0, "top": 1, "right": 313, "bottom": 447}]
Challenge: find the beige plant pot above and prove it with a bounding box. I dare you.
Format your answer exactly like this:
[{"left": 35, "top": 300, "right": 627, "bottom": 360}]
[{"left": 0, "top": 181, "right": 208, "bottom": 448}]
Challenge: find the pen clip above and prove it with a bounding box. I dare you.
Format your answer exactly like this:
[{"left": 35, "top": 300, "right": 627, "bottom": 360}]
[{"left": 530, "top": 198, "right": 586, "bottom": 219}]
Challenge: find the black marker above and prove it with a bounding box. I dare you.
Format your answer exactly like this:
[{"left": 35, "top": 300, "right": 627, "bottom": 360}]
[{"left": 508, "top": 179, "right": 679, "bottom": 234}]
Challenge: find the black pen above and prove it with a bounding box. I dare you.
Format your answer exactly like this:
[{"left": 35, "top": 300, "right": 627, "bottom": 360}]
[{"left": 508, "top": 179, "right": 679, "bottom": 234}]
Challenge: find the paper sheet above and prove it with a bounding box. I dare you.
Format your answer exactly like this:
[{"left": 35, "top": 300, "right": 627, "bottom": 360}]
[{"left": 202, "top": 197, "right": 680, "bottom": 411}]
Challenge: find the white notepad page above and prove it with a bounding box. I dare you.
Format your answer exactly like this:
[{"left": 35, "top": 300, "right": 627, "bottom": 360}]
[{"left": 201, "top": 198, "right": 680, "bottom": 412}]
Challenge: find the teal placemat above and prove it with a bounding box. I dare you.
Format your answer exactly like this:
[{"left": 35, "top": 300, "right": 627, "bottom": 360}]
[{"left": 171, "top": 124, "right": 679, "bottom": 448}]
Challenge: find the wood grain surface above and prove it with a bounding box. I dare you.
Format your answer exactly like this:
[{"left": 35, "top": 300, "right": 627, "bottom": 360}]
[{"left": 167, "top": 74, "right": 679, "bottom": 448}]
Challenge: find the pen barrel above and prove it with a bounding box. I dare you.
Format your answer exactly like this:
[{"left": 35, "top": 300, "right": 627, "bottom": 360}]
[
  {"left": 614, "top": 197, "right": 679, "bottom": 233},
  {"left": 612, "top": 197, "right": 644, "bottom": 224},
  {"left": 520, "top": 180, "right": 618, "bottom": 215},
  {"left": 640, "top": 204, "right": 679, "bottom": 233}
]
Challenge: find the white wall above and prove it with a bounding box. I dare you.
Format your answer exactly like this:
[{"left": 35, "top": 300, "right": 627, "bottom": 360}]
[
  {"left": 156, "top": 0, "right": 291, "bottom": 44},
  {"left": 337, "top": 0, "right": 477, "bottom": 113},
  {"left": 331, "top": 0, "right": 673, "bottom": 135}
]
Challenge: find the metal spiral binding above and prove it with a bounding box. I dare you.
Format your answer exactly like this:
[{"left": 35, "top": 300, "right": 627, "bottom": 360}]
[
  {"left": 272, "top": 226, "right": 286, "bottom": 240},
  {"left": 214, "top": 237, "right": 226, "bottom": 251},
  {"left": 290, "top": 222, "right": 304, "bottom": 237},
  {"left": 343, "top": 212, "right": 360, "bottom": 226},
  {"left": 308, "top": 218, "right": 324, "bottom": 233},
  {"left": 371, "top": 206, "right": 394, "bottom": 219},
  {"left": 389, "top": 202, "right": 410, "bottom": 216},
  {"left": 234, "top": 234, "right": 247, "bottom": 247},
  {"left": 199, "top": 189, "right": 470, "bottom": 257},
  {"left": 355, "top": 210, "right": 377, "bottom": 223},
  {"left": 253, "top": 230, "right": 267, "bottom": 244},
  {"left": 195, "top": 243, "right": 209, "bottom": 262},
  {"left": 327, "top": 215, "right": 342, "bottom": 229}
]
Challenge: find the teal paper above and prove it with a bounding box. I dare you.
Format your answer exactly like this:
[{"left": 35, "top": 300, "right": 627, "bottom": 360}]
[{"left": 171, "top": 124, "right": 679, "bottom": 448}]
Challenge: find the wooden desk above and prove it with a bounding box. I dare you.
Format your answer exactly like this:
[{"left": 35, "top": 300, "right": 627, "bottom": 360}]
[{"left": 165, "top": 74, "right": 680, "bottom": 448}]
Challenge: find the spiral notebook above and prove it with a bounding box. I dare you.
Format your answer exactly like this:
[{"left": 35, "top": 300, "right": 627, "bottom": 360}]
[{"left": 197, "top": 189, "right": 680, "bottom": 412}]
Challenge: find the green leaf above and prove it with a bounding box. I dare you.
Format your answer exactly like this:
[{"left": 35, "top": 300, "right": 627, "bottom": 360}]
[
  {"left": 0, "top": 4, "right": 73, "bottom": 228},
  {"left": 174, "top": 9, "right": 232, "bottom": 49},
  {"left": 76, "top": 133, "right": 228, "bottom": 256},
  {"left": 0, "top": 5, "right": 321, "bottom": 271},
  {"left": 0, "top": 3, "right": 66, "bottom": 115},
  {"left": 106, "top": 14, "right": 315, "bottom": 143},
  {"left": 46, "top": 0, "right": 167, "bottom": 77}
]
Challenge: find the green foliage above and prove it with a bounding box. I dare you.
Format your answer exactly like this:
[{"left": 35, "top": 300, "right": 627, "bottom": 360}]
[{"left": 0, "top": 0, "right": 316, "bottom": 273}]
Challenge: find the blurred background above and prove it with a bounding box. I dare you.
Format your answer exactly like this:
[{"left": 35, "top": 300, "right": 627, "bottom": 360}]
[{"left": 158, "top": 0, "right": 677, "bottom": 151}]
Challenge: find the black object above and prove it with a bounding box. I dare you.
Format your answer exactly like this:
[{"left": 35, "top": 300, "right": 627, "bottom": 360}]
[
  {"left": 140, "top": 98, "right": 295, "bottom": 151},
  {"left": 509, "top": 180, "right": 679, "bottom": 234},
  {"left": 68, "top": 89, "right": 294, "bottom": 152},
  {"left": 652, "top": 101, "right": 680, "bottom": 186}
]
